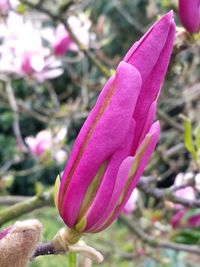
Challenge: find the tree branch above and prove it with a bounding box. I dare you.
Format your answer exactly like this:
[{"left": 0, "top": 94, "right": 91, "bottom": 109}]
[
  {"left": 0, "top": 191, "right": 53, "bottom": 227},
  {"left": 120, "top": 214, "right": 200, "bottom": 256},
  {"left": 138, "top": 177, "right": 200, "bottom": 209},
  {"left": 31, "top": 242, "right": 62, "bottom": 258},
  {"left": 0, "top": 195, "right": 30, "bottom": 205}
]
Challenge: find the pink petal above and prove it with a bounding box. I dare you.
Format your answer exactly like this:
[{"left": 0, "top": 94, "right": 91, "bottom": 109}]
[
  {"left": 125, "top": 14, "right": 175, "bottom": 153},
  {"left": 123, "top": 11, "right": 174, "bottom": 82},
  {"left": 88, "top": 121, "right": 160, "bottom": 232},
  {"left": 84, "top": 120, "right": 136, "bottom": 230},
  {"left": 171, "top": 209, "right": 186, "bottom": 228},
  {"left": 188, "top": 213, "right": 200, "bottom": 227}
]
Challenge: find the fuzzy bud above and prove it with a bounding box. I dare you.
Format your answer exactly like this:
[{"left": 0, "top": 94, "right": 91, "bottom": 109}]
[{"left": 0, "top": 219, "right": 42, "bottom": 267}]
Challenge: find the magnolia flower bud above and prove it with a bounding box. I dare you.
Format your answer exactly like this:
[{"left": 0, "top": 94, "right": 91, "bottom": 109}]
[
  {"left": 54, "top": 12, "right": 175, "bottom": 235},
  {"left": 179, "top": 0, "right": 200, "bottom": 33},
  {"left": 0, "top": 219, "right": 42, "bottom": 267}
]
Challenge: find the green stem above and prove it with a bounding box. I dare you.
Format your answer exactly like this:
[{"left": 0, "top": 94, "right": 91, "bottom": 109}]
[
  {"left": 68, "top": 252, "right": 76, "bottom": 267},
  {"left": 0, "top": 191, "right": 53, "bottom": 227}
]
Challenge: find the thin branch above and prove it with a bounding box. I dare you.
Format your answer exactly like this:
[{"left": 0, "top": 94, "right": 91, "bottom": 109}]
[
  {"left": 6, "top": 81, "right": 28, "bottom": 152},
  {"left": 31, "top": 242, "right": 62, "bottom": 258},
  {"left": 32, "top": 239, "right": 104, "bottom": 264},
  {"left": 0, "top": 191, "right": 53, "bottom": 226},
  {"left": 138, "top": 177, "right": 200, "bottom": 209},
  {"left": 157, "top": 109, "right": 183, "bottom": 133},
  {"left": 0, "top": 89, "right": 49, "bottom": 123},
  {"left": 165, "top": 143, "right": 185, "bottom": 157},
  {"left": 120, "top": 214, "right": 200, "bottom": 256},
  {"left": 0, "top": 159, "right": 21, "bottom": 175},
  {"left": 0, "top": 195, "right": 30, "bottom": 205},
  {"left": 113, "top": 2, "right": 144, "bottom": 34}
]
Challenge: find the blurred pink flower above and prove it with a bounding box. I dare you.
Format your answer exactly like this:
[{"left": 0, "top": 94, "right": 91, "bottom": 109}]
[
  {"left": 0, "top": 12, "right": 63, "bottom": 80},
  {"left": 173, "top": 173, "right": 195, "bottom": 209},
  {"left": 188, "top": 213, "right": 200, "bottom": 227},
  {"left": 53, "top": 24, "right": 72, "bottom": 56},
  {"left": 54, "top": 150, "right": 68, "bottom": 164},
  {"left": 25, "top": 128, "right": 67, "bottom": 162},
  {"left": 43, "top": 13, "right": 93, "bottom": 56},
  {"left": 171, "top": 173, "right": 200, "bottom": 228},
  {"left": 67, "top": 14, "right": 93, "bottom": 50},
  {"left": 25, "top": 130, "right": 52, "bottom": 157},
  {"left": 179, "top": 0, "right": 200, "bottom": 33},
  {"left": 0, "top": 0, "right": 19, "bottom": 11},
  {"left": 171, "top": 209, "right": 200, "bottom": 228},
  {"left": 123, "top": 189, "right": 139, "bottom": 215},
  {"left": 0, "top": 0, "right": 9, "bottom": 11},
  {"left": 171, "top": 209, "right": 186, "bottom": 228}
]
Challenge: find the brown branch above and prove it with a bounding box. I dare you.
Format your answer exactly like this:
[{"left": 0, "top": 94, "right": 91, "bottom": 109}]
[
  {"left": 120, "top": 214, "right": 200, "bottom": 256},
  {"left": 157, "top": 109, "right": 183, "bottom": 133},
  {"left": 5, "top": 82, "right": 28, "bottom": 152},
  {"left": 0, "top": 196, "right": 31, "bottom": 205},
  {"left": 0, "top": 191, "right": 53, "bottom": 227},
  {"left": 138, "top": 177, "right": 200, "bottom": 209},
  {"left": 31, "top": 242, "right": 63, "bottom": 258}
]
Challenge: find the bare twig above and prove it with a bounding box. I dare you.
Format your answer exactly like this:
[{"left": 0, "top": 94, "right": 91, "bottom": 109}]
[
  {"left": 31, "top": 242, "right": 60, "bottom": 258},
  {"left": 157, "top": 109, "right": 183, "bottom": 133},
  {"left": 120, "top": 214, "right": 200, "bottom": 256},
  {"left": 0, "top": 195, "right": 30, "bottom": 205},
  {"left": 6, "top": 82, "right": 28, "bottom": 152},
  {"left": 165, "top": 143, "right": 185, "bottom": 157},
  {"left": 0, "top": 191, "right": 53, "bottom": 226},
  {"left": 138, "top": 177, "right": 200, "bottom": 209}
]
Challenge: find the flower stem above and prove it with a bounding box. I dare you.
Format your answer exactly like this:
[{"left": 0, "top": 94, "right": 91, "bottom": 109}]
[{"left": 69, "top": 252, "right": 76, "bottom": 267}]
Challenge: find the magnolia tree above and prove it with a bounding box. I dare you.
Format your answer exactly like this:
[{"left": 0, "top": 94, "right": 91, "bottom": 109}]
[{"left": 0, "top": 0, "right": 200, "bottom": 267}]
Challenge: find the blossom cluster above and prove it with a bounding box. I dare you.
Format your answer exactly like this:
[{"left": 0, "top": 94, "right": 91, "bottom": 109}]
[
  {"left": 171, "top": 172, "right": 200, "bottom": 228},
  {"left": 0, "top": 7, "right": 92, "bottom": 81},
  {"left": 25, "top": 127, "right": 68, "bottom": 163}
]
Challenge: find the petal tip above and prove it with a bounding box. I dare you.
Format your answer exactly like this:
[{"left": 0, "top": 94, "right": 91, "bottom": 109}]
[{"left": 117, "top": 61, "right": 142, "bottom": 86}]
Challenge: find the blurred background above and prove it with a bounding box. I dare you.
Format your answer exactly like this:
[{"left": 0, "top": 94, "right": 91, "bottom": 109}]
[{"left": 0, "top": 0, "right": 200, "bottom": 266}]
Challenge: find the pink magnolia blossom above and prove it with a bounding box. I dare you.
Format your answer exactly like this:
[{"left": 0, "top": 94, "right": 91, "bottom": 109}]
[
  {"left": 52, "top": 24, "right": 72, "bottom": 56},
  {"left": 43, "top": 13, "right": 93, "bottom": 56},
  {"left": 123, "top": 189, "right": 139, "bottom": 215},
  {"left": 188, "top": 213, "right": 200, "bottom": 227},
  {"left": 179, "top": 0, "right": 200, "bottom": 33},
  {"left": 25, "top": 130, "right": 53, "bottom": 157},
  {"left": 0, "top": 0, "right": 19, "bottom": 11},
  {"left": 54, "top": 12, "right": 175, "bottom": 233},
  {"left": 173, "top": 173, "right": 196, "bottom": 210},
  {"left": 171, "top": 173, "right": 200, "bottom": 228},
  {"left": 25, "top": 128, "right": 67, "bottom": 163},
  {"left": 67, "top": 14, "right": 93, "bottom": 50},
  {"left": 0, "top": 0, "right": 9, "bottom": 11},
  {"left": 171, "top": 209, "right": 200, "bottom": 228},
  {"left": 0, "top": 12, "right": 63, "bottom": 81},
  {"left": 171, "top": 209, "right": 186, "bottom": 228}
]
